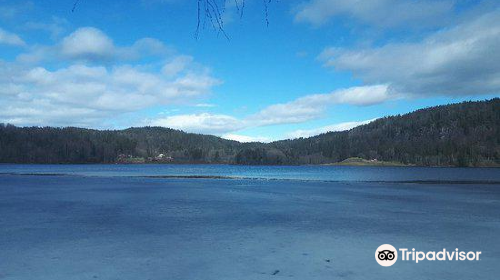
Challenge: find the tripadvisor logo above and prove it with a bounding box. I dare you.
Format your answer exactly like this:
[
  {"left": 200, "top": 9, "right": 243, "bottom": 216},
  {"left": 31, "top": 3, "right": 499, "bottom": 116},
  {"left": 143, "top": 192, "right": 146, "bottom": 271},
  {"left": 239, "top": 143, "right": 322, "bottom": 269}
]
[
  {"left": 376, "top": 244, "right": 398, "bottom": 266},
  {"left": 375, "top": 244, "right": 482, "bottom": 267}
]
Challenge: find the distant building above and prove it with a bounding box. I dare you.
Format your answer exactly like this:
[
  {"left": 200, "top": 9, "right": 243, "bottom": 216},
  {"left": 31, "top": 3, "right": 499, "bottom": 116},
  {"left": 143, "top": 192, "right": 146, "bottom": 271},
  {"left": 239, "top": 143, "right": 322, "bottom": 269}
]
[{"left": 154, "top": 153, "right": 173, "bottom": 162}]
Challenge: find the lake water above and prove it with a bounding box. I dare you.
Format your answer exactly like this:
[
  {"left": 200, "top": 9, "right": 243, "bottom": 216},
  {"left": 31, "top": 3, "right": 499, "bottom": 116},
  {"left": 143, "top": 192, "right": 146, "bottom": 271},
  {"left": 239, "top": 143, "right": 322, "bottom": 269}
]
[
  {"left": 1, "top": 163, "right": 500, "bottom": 182},
  {"left": 1, "top": 164, "right": 499, "bottom": 280}
]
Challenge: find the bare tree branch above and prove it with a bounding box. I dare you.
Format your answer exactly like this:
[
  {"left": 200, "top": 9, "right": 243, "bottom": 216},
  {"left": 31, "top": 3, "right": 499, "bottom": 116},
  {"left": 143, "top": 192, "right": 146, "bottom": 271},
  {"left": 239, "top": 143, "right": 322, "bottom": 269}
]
[
  {"left": 72, "top": 0, "right": 273, "bottom": 40},
  {"left": 72, "top": 0, "right": 81, "bottom": 13}
]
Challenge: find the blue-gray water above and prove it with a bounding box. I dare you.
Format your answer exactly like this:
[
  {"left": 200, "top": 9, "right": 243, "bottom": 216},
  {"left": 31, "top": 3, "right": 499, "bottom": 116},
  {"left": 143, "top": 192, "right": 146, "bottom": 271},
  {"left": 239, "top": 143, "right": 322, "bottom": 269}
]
[
  {"left": 2, "top": 163, "right": 500, "bottom": 182},
  {"left": 1, "top": 164, "right": 499, "bottom": 280}
]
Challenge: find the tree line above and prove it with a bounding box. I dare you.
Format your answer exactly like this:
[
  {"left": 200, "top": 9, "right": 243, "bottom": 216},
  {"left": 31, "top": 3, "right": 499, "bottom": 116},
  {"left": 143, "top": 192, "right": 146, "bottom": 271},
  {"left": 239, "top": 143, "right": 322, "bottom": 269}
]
[{"left": 1, "top": 98, "right": 499, "bottom": 167}]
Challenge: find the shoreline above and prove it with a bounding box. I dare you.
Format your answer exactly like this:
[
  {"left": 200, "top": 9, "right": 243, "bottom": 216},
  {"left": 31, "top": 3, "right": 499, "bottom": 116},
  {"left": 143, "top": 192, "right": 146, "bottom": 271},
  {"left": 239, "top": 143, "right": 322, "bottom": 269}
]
[
  {"left": 2, "top": 172, "right": 500, "bottom": 185},
  {"left": 1, "top": 161, "right": 499, "bottom": 168}
]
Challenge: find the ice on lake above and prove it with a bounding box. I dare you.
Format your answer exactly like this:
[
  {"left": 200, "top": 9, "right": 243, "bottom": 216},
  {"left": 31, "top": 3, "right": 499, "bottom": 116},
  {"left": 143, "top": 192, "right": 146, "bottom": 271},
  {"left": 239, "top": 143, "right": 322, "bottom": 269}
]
[{"left": 1, "top": 165, "right": 499, "bottom": 280}]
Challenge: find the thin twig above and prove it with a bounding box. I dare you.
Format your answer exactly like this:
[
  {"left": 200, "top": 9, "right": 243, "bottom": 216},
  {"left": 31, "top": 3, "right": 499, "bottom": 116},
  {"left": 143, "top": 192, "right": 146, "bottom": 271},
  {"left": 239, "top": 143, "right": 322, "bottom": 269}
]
[{"left": 72, "top": 0, "right": 81, "bottom": 12}]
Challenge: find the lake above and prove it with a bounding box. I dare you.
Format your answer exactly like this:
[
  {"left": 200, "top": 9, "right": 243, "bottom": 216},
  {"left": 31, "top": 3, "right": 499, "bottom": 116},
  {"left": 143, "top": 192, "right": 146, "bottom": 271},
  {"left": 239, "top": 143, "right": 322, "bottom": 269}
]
[{"left": 1, "top": 164, "right": 499, "bottom": 280}]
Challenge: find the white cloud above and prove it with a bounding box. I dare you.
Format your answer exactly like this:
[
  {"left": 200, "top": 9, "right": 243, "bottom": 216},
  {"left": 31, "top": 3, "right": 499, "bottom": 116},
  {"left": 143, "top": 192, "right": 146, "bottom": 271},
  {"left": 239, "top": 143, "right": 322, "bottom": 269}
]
[
  {"left": 149, "top": 113, "right": 244, "bottom": 134},
  {"left": 294, "top": 0, "right": 454, "bottom": 27},
  {"left": 0, "top": 27, "right": 220, "bottom": 127},
  {"left": 162, "top": 55, "right": 194, "bottom": 76},
  {"left": 151, "top": 113, "right": 376, "bottom": 140},
  {"left": 324, "top": 84, "right": 392, "bottom": 105},
  {"left": 61, "top": 27, "right": 114, "bottom": 61},
  {"left": 17, "top": 27, "right": 171, "bottom": 64},
  {"left": 0, "top": 28, "right": 25, "bottom": 46},
  {"left": 145, "top": 83, "right": 390, "bottom": 135},
  {"left": 249, "top": 85, "right": 391, "bottom": 126},
  {"left": 0, "top": 63, "right": 219, "bottom": 126},
  {"left": 195, "top": 103, "right": 216, "bottom": 108},
  {"left": 319, "top": 10, "right": 500, "bottom": 96},
  {"left": 287, "top": 119, "right": 376, "bottom": 139},
  {"left": 125, "top": 37, "right": 170, "bottom": 59},
  {"left": 145, "top": 84, "right": 388, "bottom": 136},
  {"left": 222, "top": 133, "right": 272, "bottom": 143}
]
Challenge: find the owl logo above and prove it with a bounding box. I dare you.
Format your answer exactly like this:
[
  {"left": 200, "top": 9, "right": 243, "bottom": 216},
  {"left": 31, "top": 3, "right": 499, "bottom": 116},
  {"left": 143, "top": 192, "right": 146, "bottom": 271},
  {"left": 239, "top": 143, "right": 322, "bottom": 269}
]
[
  {"left": 375, "top": 244, "right": 398, "bottom": 266},
  {"left": 378, "top": 250, "right": 395, "bottom": 261}
]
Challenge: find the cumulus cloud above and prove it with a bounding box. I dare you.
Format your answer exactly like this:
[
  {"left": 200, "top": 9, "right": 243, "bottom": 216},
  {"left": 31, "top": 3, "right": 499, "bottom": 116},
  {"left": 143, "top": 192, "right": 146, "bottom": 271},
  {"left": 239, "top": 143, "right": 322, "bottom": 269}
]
[
  {"left": 0, "top": 28, "right": 25, "bottom": 46},
  {"left": 0, "top": 27, "right": 220, "bottom": 127},
  {"left": 146, "top": 85, "right": 388, "bottom": 135},
  {"left": 61, "top": 27, "right": 115, "bottom": 61},
  {"left": 287, "top": 119, "right": 376, "bottom": 139},
  {"left": 17, "top": 27, "right": 171, "bottom": 64},
  {"left": 249, "top": 85, "right": 391, "bottom": 126},
  {"left": 319, "top": 10, "right": 500, "bottom": 97},
  {"left": 0, "top": 63, "right": 219, "bottom": 126},
  {"left": 148, "top": 113, "right": 244, "bottom": 134},
  {"left": 294, "top": 0, "right": 454, "bottom": 27},
  {"left": 162, "top": 55, "right": 194, "bottom": 76},
  {"left": 146, "top": 109, "right": 377, "bottom": 140}
]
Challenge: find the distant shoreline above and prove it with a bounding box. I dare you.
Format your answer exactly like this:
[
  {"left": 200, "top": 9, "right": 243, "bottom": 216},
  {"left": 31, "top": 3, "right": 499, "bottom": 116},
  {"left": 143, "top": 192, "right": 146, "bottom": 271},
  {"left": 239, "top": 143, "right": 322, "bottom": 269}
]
[{"left": 0, "top": 161, "right": 499, "bottom": 168}]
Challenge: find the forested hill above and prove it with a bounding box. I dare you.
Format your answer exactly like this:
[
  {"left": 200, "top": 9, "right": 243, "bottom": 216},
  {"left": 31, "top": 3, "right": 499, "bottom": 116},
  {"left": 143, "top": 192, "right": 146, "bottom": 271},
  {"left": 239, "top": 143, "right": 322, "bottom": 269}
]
[
  {"left": 270, "top": 98, "right": 500, "bottom": 167},
  {"left": 0, "top": 98, "right": 499, "bottom": 167}
]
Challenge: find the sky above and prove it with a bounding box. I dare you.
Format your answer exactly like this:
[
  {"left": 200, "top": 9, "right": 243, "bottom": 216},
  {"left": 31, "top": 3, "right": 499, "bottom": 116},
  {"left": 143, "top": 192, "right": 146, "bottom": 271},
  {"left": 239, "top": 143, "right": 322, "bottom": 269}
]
[{"left": 0, "top": 0, "right": 499, "bottom": 142}]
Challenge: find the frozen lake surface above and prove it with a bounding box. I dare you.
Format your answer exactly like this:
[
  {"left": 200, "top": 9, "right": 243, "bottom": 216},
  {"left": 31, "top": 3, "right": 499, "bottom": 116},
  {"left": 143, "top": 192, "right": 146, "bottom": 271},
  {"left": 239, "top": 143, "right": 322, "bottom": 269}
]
[{"left": 1, "top": 164, "right": 499, "bottom": 279}]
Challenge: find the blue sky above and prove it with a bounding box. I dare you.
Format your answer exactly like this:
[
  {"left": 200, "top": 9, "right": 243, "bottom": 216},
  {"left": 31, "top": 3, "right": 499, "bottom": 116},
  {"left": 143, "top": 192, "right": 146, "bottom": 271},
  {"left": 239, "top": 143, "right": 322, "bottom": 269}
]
[{"left": 0, "top": 0, "right": 499, "bottom": 142}]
